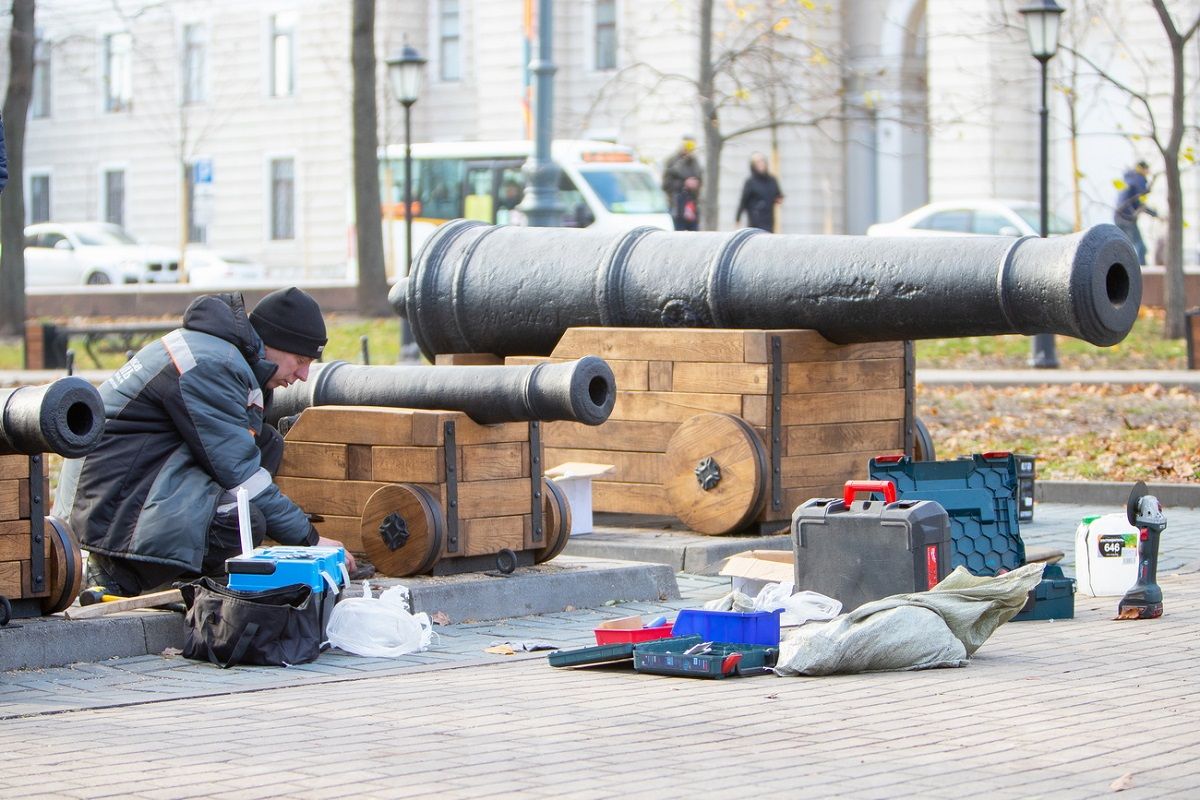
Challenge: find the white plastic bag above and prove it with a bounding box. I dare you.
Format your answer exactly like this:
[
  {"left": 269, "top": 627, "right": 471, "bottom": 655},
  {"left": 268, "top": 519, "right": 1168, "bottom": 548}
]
[{"left": 325, "top": 581, "right": 436, "bottom": 657}]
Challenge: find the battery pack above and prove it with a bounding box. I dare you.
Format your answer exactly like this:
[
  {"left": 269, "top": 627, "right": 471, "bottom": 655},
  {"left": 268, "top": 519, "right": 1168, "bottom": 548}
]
[{"left": 792, "top": 481, "right": 951, "bottom": 613}]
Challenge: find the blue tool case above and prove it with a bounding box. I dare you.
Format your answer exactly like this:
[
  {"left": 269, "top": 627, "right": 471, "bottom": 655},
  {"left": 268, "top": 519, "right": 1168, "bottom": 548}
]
[{"left": 226, "top": 546, "right": 348, "bottom": 594}]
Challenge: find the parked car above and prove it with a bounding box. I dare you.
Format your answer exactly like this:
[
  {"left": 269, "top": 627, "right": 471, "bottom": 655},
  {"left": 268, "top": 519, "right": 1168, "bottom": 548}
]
[
  {"left": 185, "top": 247, "right": 268, "bottom": 287},
  {"left": 23, "top": 222, "right": 180, "bottom": 286},
  {"left": 866, "top": 199, "right": 1074, "bottom": 238}
]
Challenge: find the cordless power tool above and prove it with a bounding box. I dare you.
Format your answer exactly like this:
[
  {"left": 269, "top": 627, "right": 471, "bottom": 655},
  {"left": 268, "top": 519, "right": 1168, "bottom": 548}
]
[{"left": 1117, "top": 481, "right": 1166, "bottom": 619}]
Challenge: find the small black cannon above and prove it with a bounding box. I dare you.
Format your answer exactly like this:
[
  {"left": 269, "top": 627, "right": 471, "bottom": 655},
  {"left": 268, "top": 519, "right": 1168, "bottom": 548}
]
[
  {"left": 266, "top": 356, "right": 616, "bottom": 427},
  {"left": 389, "top": 221, "right": 1141, "bottom": 358},
  {"left": 0, "top": 377, "right": 106, "bottom": 458}
]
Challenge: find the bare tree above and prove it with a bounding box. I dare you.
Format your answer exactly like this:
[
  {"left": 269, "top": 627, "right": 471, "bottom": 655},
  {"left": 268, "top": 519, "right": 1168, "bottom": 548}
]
[
  {"left": 0, "top": 0, "right": 34, "bottom": 337},
  {"left": 590, "top": 0, "right": 842, "bottom": 230},
  {"left": 351, "top": 0, "right": 389, "bottom": 316}
]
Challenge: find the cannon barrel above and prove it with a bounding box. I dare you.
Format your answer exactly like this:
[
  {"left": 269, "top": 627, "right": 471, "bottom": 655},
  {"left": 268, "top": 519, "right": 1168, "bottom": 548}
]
[
  {"left": 0, "top": 377, "right": 106, "bottom": 457},
  {"left": 266, "top": 356, "right": 616, "bottom": 427},
  {"left": 389, "top": 221, "right": 1141, "bottom": 358}
]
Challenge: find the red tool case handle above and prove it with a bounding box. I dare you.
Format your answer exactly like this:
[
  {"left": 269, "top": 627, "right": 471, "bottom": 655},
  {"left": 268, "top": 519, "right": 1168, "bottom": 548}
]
[{"left": 843, "top": 480, "right": 897, "bottom": 505}]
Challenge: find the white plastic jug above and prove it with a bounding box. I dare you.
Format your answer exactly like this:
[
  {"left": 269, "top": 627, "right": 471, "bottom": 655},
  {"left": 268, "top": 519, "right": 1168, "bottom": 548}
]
[{"left": 1075, "top": 513, "right": 1139, "bottom": 597}]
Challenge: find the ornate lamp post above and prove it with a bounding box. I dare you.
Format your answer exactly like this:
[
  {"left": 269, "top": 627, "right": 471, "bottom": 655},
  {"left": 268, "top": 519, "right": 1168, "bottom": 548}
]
[
  {"left": 386, "top": 43, "right": 427, "bottom": 360},
  {"left": 1020, "top": 0, "right": 1065, "bottom": 369}
]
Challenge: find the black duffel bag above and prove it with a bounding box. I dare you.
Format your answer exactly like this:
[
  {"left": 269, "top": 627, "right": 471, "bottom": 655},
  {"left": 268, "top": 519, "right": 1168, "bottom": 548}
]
[{"left": 179, "top": 577, "right": 324, "bottom": 668}]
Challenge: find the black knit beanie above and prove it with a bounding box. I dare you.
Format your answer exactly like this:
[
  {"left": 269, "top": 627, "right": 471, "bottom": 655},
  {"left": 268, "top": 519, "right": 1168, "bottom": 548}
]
[{"left": 249, "top": 287, "right": 327, "bottom": 359}]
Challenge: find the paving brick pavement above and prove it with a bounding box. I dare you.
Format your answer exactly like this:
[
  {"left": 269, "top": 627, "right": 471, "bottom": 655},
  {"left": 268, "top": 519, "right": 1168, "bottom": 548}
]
[{"left": 2, "top": 501, "right": 1199, "bottom": 797}]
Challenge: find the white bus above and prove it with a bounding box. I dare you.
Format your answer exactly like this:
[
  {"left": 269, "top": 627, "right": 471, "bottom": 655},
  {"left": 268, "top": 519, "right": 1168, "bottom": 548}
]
[{"left": 377, "top": 139, "right": 673, "bottom": 279}]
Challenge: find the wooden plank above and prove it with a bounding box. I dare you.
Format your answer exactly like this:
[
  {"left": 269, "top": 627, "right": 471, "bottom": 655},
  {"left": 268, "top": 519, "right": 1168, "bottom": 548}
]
[
  {"left": 745, "top": 330, "right": 905, "bottom": 363},
  {"left": 277, "top": 442, "right": 348, "bottom": 480},
  {"left": 347, "top": 445, "right": 373, "bottom": 481},
  {"left": 648, "top": 361, "right": 673, "bottom": 392},
  {"left": 275, "top": 477, "right": 388, "bottom": 518},
  {"left": 781, "top": 450, "right": 878, "bottom": 485},
  {"left": 551, "top": 328, "right": 748, "bottom": 363},
  {"left": 742, "top": 395, "right": 769, "bottom": 427},
  {"left": 592, "top": 481, "right": 672, "bottom": 516},
  {"left": 0, "top": 454, "right": 40, "bottom": 478},
  {"left": 610, "top": 390, "right": 742, "bottom": 423},
  {"left": 0, "top": 561, "right": 20, "bottom": 595},
  {"left": 285, "top": 406, "right": 415, "bottom": 446},
  {"left": 780, "top": 389, "right": 906, "bottom": 425},
  {"left": 454, "top": 479, "right": 533, "bottom": 518},
  {"left": 0, "top": 480, "right": 24, "bottom": 521},
  {"left": 784, "top": 420, "right": 905, "bottom": 456},
  {"left": 671, "top": 362, "right": 769, "bottom": 394},
  {"left": 785, "top": 359, "right": 904, "bottom": 394},
  {"left": 758, "top": 485, "right": 847, "bottom": 522},
  {"left": 308, "top": 514, "right": 365, "bottom": 554},
  {"left": 542, "top": 420, "right": 679, "bottom": 453},
  {"left": 410, "top": 412, "right": 529, "bottom": 446},
  {"left": 544, "top": 447, "right": 662, "bottom": 485},
  {"left": 64, "top": 589, "right": 184, "bottom": 620},
  {"left": 506, "top": 356, "right": 651, "bottom": 392},
  {"left": 435, "top": 353, "right": 503, "bottom": 365},
  {"left": 370, "top": 446, "right": 445, "bottom": 483},
  {"left": 460, "top": 442, "right": 529, "bottom": 481},
  {"left": 0, "top": 528, "right": 48, "bottom": 562},
  {"left": 461, "top": 515, "right": 527, "bottom": 557}
]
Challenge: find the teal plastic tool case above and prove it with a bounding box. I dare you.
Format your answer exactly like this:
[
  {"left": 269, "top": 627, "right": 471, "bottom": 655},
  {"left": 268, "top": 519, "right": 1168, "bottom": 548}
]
[
  {"left": 792, "top": 481, "right": 951, "bottom": 612},
  {"left": 868, "top": 452, "right": 1025, "bottom": 576}
]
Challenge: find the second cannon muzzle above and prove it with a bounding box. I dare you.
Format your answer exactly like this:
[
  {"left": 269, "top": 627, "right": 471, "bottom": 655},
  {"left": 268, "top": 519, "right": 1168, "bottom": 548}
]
[
  {"left": 0, "top": 377, "right": 106, "bottom": 458},
  {"left": 389, "top": 221, "right": 1141, "bottom": 358},
  {"left": 266, "top": 356, "right": 616, "bottom": 427}
]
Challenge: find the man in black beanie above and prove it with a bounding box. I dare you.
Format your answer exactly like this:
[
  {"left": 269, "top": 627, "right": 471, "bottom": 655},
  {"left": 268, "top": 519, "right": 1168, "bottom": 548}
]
[{"left": 55, "top": 288, "right": 356, "bottom": 599}]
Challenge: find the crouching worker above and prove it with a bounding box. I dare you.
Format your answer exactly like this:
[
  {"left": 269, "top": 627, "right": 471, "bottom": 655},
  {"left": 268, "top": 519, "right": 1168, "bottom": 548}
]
[{"left": 54, "top": 288, "right": 356, "bottom": 598}]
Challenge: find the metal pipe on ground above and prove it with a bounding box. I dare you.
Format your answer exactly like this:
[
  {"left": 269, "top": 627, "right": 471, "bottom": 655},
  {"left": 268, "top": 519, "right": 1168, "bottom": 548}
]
[
  {"left": 388, "top": 221, "right": 1141, "bottom": 359},
  {"left": 266, "top": 356, "right": 616, "bottom": 427},
  {"left": 0, "top": 377, "right": 106, "bottom": 457}
]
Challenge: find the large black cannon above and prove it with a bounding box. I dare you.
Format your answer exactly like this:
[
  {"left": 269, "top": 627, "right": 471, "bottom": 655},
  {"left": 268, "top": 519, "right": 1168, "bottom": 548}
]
[
  {"left": 388, "top": 221, "right": 1141, "bottom": 358},
  {"left": 266, "top": 356, "right": 616, "bottom": 427},
  {"left": 0, "top": 377, "right": 106, "bottom": 458}
]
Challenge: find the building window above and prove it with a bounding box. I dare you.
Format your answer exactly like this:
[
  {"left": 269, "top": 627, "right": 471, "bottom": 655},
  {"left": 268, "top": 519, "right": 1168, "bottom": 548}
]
[
  {"left": 270, "top": 158, "right": 295, "bottom": 240},
  {"left": 103, "top": 170, "right": 125, "bottom": 227},
  {"left": 104, "top": 32, "right": 133, "bottom": 112},
  {"left": 182, "top": 23, "right": 207, "bottom": 105},
  {"left": 29, "top": 174, "right": 50, "bottom": 223},
  {"left": 595, "top": 0, "right": 616, "bottom": 71},
  {"left": 31, "top": 30, "right": 50, "bottom": 118},
  {"left": 439, "top": 0, "right": 460, "bottom": 82},
  {"left": 270, "top": 12, "right": 296, "bottom": 97}
]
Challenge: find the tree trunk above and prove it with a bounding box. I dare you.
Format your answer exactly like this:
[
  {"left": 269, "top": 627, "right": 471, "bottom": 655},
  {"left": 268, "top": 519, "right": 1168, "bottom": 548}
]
[
  {"left": 698, "top": 0, "right": 721, "bottom": 232},
  {"left": 351, "top": 0, "right": 390, "bottom": 316},
  {"left": 0, "top": 0, "right": 35, "bottom": 337},
  {"left": 1153, "top": 0, "right": 1191, "bottom": 339}
]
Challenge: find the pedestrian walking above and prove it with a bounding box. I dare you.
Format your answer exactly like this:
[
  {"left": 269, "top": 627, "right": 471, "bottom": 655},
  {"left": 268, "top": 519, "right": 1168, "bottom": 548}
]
[
  {"left": 735, "top": 152, "right": 784, "bottom": 232},
  {"left": 1114, "top": 160, "right": 1157, "bottom": 265},
  {"left": 673, "top": 176, "right": 701, "bottom": 232},
  {"left": 662, "top": 135, "right": 702, "bottom": 230}
]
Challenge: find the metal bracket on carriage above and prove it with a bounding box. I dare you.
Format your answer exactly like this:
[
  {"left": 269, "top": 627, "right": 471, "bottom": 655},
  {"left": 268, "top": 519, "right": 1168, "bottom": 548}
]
[
  {"left": 380, "top": 512, "right": 410, "bottom": 551},
  {"left": 695, "top": 457, "right": 722, "bottom": 491}
]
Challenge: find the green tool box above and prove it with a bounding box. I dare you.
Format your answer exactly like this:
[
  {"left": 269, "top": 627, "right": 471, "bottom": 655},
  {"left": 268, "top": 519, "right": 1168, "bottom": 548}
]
[{"left": 632, "top": 637, "right": 779, "bottom": 679}]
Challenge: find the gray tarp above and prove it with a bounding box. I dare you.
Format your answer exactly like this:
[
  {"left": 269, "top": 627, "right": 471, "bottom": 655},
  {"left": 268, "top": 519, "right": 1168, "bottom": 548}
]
[{"left": 774, "top": 562, "right": 1046, "bottom": 676}]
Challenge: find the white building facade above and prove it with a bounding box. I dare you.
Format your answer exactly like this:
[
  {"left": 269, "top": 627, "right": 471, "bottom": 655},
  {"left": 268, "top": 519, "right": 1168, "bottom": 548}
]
[{"left": 2, "top": 0, "right": 1197, "bottom": 277}]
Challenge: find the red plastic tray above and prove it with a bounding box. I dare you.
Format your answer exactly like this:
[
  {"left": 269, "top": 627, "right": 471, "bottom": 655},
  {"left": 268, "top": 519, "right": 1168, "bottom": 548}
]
[{"left": 594, "top": 624, "right": 674, "bottom": 645}]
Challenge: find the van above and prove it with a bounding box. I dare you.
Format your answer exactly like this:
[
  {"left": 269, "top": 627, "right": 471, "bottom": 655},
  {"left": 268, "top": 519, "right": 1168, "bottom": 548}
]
[{"left": 376, "top": 139, "right": 673, "bottom": 279}]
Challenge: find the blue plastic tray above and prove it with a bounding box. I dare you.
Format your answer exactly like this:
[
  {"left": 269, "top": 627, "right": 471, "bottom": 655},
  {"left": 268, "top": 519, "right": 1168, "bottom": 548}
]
[
  {"left": 671, "top": 608, "right": 782, "bottom": 646},
  {"left": 869, "top": 453, "right": 1025, "bottom": 576}
]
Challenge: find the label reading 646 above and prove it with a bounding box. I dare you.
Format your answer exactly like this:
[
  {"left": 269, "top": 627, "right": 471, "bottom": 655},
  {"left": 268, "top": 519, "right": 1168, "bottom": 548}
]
[{"left": 1098, "top": 534, "right": 1126, "bottom": 557}]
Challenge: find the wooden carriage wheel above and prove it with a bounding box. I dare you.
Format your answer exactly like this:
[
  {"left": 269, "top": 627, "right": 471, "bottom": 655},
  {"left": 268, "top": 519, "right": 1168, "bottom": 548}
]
[
  {"left": 361, "top": 484, "right": 445, "bottom": 577},
  {"left": 664, "top": 413, "right": 768, "bottom": 535},
  {"left": 42, "top": 516, "right": 84, "bottom": 614},
  {"left": 534, "top": 478, "right": 573, "bottom": 564}
]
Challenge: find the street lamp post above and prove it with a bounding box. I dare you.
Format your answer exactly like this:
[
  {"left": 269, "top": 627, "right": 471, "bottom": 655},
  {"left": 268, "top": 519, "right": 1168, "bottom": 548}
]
[
  {"left": 386, "top": 43, "right": 427, "bottom": 361},
  {"left": 1020, "top": 0, "right": 1065, "bottom": 369}
]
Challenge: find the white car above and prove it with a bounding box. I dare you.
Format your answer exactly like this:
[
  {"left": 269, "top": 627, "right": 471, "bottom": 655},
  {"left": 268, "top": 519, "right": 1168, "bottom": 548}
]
[
  {"left": 23, "top": 222, "right": 180, "bottom": 286},
  {"left": 185, "top": 247, "right": 268, "bottom": 287},
  {"left": 866, "top": 199, "right": 1074, "bottom": 238}
]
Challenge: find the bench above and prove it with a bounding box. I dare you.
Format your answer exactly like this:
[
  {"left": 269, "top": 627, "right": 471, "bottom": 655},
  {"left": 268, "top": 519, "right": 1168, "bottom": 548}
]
[{"left": 24, "top": 320, "right": 176, "bottom": 370}]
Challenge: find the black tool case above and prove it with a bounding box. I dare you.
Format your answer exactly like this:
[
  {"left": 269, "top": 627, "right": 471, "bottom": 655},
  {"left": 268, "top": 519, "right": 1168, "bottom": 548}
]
[{"left": 791, "top": 481, "right": 951, "bottom": 612}]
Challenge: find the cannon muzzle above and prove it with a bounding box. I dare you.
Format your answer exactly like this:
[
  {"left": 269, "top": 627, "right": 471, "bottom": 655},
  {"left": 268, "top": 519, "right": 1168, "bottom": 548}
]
[
  {"left": 0, "top": 377, "right": 106, "bottom": 457},
  {"left": 389, "top": 221, "right": 1141, "bottom": 358},
  {"left": 266, "top": 356, "right": 616, "bottom": 427}
]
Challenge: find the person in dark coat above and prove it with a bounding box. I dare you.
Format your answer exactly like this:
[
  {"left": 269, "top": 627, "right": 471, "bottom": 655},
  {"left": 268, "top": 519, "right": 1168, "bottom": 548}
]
[
  {"left": 1114, "top": 160, "right": 1157, "bottom": 265},
  {"left": 55, "top": 288, "right": 356, "bottom": 597},
  {"left": 662, "top": 135, "right": 702, "bottom": 230},
  {"left": 673, "top": 176, "right": 701, "bottom": 232},
  {"left": 735, "top": 152, "right": 784, "bottom": 232}
]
